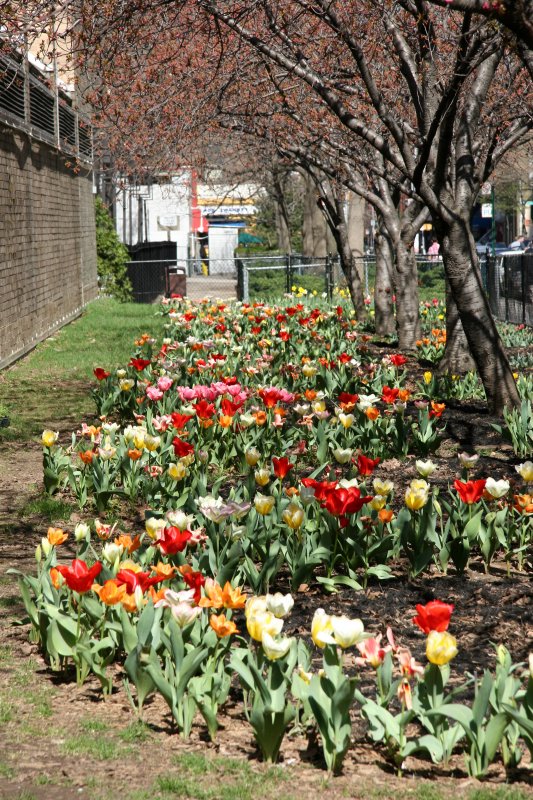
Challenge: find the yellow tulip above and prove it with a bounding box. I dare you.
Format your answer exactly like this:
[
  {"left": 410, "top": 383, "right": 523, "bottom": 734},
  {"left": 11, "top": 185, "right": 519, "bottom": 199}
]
[
  {"left": 42, "top": 430, "right": 59, "bottom": 447},
  {"left": 426, "top": 631, "right": 458, "bottom": 666},
  {"left": 246, "top": 610, "right": 283, "bottom": 642},
  {"left": 254, "top": 468, "right": 271, "bottom": 487},
  {"left": 245, "top": 447, "right": 261, "bottom": 466},
  {"left": 311, "top": 608, "right": 335, "bottom": 648},
  {"left": 254, "top": 493, "right": 275, "bottom": 515},
  {"left": 405, "top": 486, "right": 429, "bottom": 511},
  {"left": 423, "top": 371, "right": 433, "bottom": 384},
  {"left": 168, "top": 462, "right": 187, "bottom": 481},
  {"left": 282, "top": 503, "right": 304, "bottom": 530}
]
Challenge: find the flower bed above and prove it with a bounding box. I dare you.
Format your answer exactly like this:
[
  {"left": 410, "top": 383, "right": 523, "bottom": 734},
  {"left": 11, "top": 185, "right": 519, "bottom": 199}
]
[{"left": 13, "top": 294, "right": 533, "bottom": 779}]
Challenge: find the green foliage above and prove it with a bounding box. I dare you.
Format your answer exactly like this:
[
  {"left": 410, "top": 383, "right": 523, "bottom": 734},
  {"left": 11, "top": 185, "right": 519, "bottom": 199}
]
[{"left": 95, "top": 196, "right": 133, "bottom": 302}]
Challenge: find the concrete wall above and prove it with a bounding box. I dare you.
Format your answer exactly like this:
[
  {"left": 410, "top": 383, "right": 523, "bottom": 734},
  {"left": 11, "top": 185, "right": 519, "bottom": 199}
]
[{"left": 0, "top": 124, "right": 98, "bottom": 369}]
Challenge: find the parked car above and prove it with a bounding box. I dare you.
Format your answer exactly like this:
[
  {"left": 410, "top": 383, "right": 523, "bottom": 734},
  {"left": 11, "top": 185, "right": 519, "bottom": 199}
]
[{"left": 475, "top": 230, "right": 509, "bottom": 256}]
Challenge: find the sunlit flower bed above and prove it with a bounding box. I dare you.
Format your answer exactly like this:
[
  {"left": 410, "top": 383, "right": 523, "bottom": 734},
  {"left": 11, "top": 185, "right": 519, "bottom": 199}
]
[{"left": 14, "top": 295, "right": 533, "bottom": 777}]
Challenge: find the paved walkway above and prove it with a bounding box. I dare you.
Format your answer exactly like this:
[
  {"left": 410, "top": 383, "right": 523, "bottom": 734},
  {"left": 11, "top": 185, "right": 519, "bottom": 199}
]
[{"left": 185, "top": 275, "right": 238, "bottom": 301}]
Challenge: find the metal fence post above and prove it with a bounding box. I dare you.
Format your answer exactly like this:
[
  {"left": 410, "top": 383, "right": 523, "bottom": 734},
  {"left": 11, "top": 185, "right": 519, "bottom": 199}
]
[
  {"left": 504, "top": 256, "right": 510, "bottom": 322},
  {"left": 325, "top": 253, "right": 333, "bottom": 300},
  {"left": 521, "top": 253, "right": 526, "bottom": 324},
  {"left": 285, "top": 253, "right": 292, "bottom": 294},
  {"left": 243, "top": 264, "right": 250, "bottom": 303}
]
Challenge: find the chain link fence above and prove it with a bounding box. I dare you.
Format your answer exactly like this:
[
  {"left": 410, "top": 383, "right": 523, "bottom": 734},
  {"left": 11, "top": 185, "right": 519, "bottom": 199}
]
[{"left": 484, "top": 253, "right": 533, "bottom": 326}]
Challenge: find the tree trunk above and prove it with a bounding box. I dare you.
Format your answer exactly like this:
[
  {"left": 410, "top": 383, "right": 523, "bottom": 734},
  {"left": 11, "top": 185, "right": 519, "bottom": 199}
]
[
  {"left": 270, "top": 171, "right": 291, "bottom": 252},
  {"left": 436, "top": 218, "right": 519, "bottom": 413},
  {"left": 374, "top": 226, "right": 395, "bottom": 337},
  {"left": 438, "top": 282, "right": 476, "bottom": 374},
  {"left": 394, "top": 240, "right": 421, "bottom": 350}
]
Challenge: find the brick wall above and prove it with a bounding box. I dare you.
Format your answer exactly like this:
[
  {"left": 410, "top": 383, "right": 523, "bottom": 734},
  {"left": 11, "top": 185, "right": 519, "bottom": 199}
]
[{"left": 0, "top": 124, "right": 98, "bottom": 370}]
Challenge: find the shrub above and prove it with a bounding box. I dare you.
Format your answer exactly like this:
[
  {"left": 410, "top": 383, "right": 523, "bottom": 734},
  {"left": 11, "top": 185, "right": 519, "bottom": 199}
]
[{"left": 95, "top": 196, "right": 132, "bottom": 302}]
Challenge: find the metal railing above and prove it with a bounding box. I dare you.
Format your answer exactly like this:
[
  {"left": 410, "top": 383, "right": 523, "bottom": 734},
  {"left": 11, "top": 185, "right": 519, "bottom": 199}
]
[{"left": 0, "top": 50, "right": 92, "bottom": 162}]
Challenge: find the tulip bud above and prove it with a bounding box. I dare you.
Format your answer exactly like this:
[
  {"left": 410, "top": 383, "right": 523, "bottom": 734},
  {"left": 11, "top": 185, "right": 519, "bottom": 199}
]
[
  {"left": 254, "top": 468, "right": 271, "bottom": 487},
  {"left": 40, "top": 538, "right": 52, "bottom": 557},
  {"left": 42, "top": 430, "right": 59, "bottom": 447},
  {"left": 245, "top": 447, "right": 261, "bottom": 467},
  {"left": 426, "top": 630, "right": 458, "bottom": 665},
  {"left": 74, "top": 522, "right": 90, "bottom": 542},
  {"left": 35, "top": 544, "right": 42, "bottom": 563},
  {"left": 266, "top": 592, "right": 294, "bottom": 618},
  {"left": 198, "top": 449, "right": 209, "bottom": 464},
  {"left": 254, "top": 493, "right": 275, "bottom": 515}
]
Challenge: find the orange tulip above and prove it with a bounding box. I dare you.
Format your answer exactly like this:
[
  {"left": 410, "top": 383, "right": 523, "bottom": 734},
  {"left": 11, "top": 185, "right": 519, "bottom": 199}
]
[
  {"left": 378, "top": 508, "right": 394, "bottom": 523},
  {"left": 79, "top": 450, "right": 95, "bottom": 464},
  {"left": 127, "top": 448, "right": 143, "bottom": 460},
  {"left": 93, "top": 580, "right": 127, "bottom": 606},
  {"left": 218, "top": 414, "right": 233, "bottom": 428},
  {"left": 152, "top": 561, "right": 177, "bottom": 580},
  {"left": 198, "top": 579, "right": 225, "bottom": 609},
  {"left": 514, "top": 493, "right": 533, "bottom": 514},
  {"left": 114, "top": 534, "right": 142, "bottom": 553},
  {"left": 209, "top": 613, "right": 238, "bottom": 638},
  {"left": 398, "top": 389, "right": 411, "bottom": 402},
  {"left": 49, "top": 567, "right": 64, "bottom": 589},
  {"left": 47, "top": 527, "right": 68, "bottom": 546},
  {"left": 221, "top": 582, "right": 247, "bottom": 609},
  {"left": 121, "top": 592, "right": 140, "bottom": 613},
  {"left": 304, "top": 389, "right": 317, "bottom": 401},
  {"left": 253, "top": 411, "right": 267, "bottom": 425},
  {"left": 365, "top": 407, "right": 380, "bottom": 421},
  {"left": 148, "top": 585, "right": 168, "bottom": 604}
]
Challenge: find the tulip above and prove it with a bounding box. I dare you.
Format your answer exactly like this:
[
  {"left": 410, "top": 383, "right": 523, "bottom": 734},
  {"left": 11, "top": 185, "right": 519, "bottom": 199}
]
[
  {"left": 415, "top": 459, "right": 437, "bottom": 477},
  {"left": 254, "top": 468, "right": 271, "bottom": 487},
  {"left": 457, "top": 452, "right": 479, "bottom": 470},
  {"left": 311, "top": 608, "right": 336, "bottom": 648},
  {"left": 261, "top": 631, "right": 293, "bottom": 661},
  {"left": 92, "top": 580, "right": 127, "bottom": 606},
  {"left": 413, "top": 599, "right": 454, "bottom": 633},
  {"left": 405, "top": 485, "right": 429, "bottom": 511},
  {"left": 168, "top": 462, "right": 187, "bottom": 481},
  {"left": 74, "top": 522, "right": 90, "bottom": 542},
  {"left": 484, "top": 477, "right": 510, "bottom": 499},
  {"left": 372, "top": 478, "right": 394, "bottom": 496},
  {"left": 254, "top": 493, "right": 275, "bottom": 515},
  {"left": 423, "top": 371, "right": 433, "bottom": 384},
  {"left": 332, "top": 447, "right": 353, "bottom": 464},
  {"left": 370, "top": 495, "right": 386, "bottom": 511},
  {"left": 47, "top": 527, "right": 68, "bottom": 547},
  {"left": 426, "top": 630, "right": 458, "bottom": 665},
  {"left": 338, "top": 413, "right": 354, "bottom": 429},
  {"left": 144, "top": 434, "right": 160, "bottom": 452},
  {"left": 119, "top": 379, "right": 134, "bottom": 391},
  {"left": 247, "top": 610, "right": 283, "bottom": 642},
  {"left": 245, "top": 595, "right": 268, "bottom": 619},
  {"left": 145, "top": 516, "right": 167, "bottom": 540},
  {"left": 281, "top": 503, "right": 304, "bottom": 530},
  {"left": 272, "top": 456, "right": 294, "bottom": 479},
  {"left": 454, "top": 479, "right": 486, "bottom": 504},
  {"left": 515, "top": 461, "right": 533, "bottom": 483},
  {"left": 42, "top": 430, "right": 59, "bottom": 447},
  {"left": 101, "top": 542, "right": 124, "bottom": 568},
  {"left": 55, "top": 559, "right": 103, "bottom": 593},
  {"left": 331, "top": 616, "right": 370, "bottom": 648},
  {"left": 266, "top": 592, "right": 294, "bottom": 618},
  {"left": 245, "top": 447, "right": 261, "bottom": 466},
  {"left": 210, "top": 613, "right": 239, "bottom": 638}
]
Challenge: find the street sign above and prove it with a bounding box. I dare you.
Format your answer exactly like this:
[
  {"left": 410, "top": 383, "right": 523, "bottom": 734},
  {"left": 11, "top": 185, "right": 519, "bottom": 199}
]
[
  {"left": 481, "top": 203, "right": 492, "bottom": 218},
  {"left": 480, "top": 182, "right": 492, "bottom": 196}
]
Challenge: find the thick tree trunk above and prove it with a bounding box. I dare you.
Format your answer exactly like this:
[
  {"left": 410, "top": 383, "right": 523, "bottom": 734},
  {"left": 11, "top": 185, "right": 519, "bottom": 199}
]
[
  {"left": 394, "top": 240, "right": 421, "bottom": 350},
  {"left": 436, "top": 218, "right": 519, "bottom": 413},
  {"left": 302, "top": 172, "right": 328, "bottom": 257},
  {"left": 374, "top": 227, "right": 395, "bottom": 337},
  {"left": 438, "top": 282, "right": 476, "bottom": 374}
]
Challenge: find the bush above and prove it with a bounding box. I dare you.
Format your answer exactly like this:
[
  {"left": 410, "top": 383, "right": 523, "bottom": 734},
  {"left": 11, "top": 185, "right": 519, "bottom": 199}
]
[{"left": 95, "top": 196, "right": 133, "bottom": 302}]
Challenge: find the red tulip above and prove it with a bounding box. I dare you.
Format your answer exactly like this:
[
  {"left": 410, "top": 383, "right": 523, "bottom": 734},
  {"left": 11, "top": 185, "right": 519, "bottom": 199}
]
[
  {"left": 412, "top": 600, "right": 454, "bottom": 633},
  {"left": 381, "top": 386, "right": 399, "bottom": 404},
  {"left": 156, "top": 526, "right": 192, "bottom": 555},
  {"left": 357, "top": 454, "right": 381, "bottom": 476},
  {"left": 390, "top": 354, "right": 407, "bottom": 366},
  {"left": 301, "top": 477, "right": 338, "bottom": 502},
  {"left": 272, "top": 456, "right": 294, "bottom": 479},
  {"left": 55, "top": 559, "right": 102, "bottom": 593},
  {"left": 322, "top": 486, "right": 372, "bottom": 517},
  {"left": 180, "top": 568, "right": 205, "bottom": 603},
  {"left": 129, "top": 358, "right": 151, "bottom": 371},
  {"left": 115, "top": 569, "right": 164, "bottom": 593},
  {"left": 172, "top": 437, "right": 194, "bottom": 458},
  {"left": 195, "top": 399, "right": 216, "bottom": 419},
  {"left": 93, "top": 368, "right": 110, "bottom": 381},
  {"left": 454, "top": 479, "right": 486, "bottom": 504},
  {"left": 171, "top": 413, "right": 193, "bottom": 430}
]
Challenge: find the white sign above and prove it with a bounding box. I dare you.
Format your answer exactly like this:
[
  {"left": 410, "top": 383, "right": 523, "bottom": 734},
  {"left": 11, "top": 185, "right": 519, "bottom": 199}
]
[
  {"left": 158, "top": 214, "right": 179, "bottom": 229},
  {"left": 201, "top": 204, "right": 257, "bottom": 217},
  {"left": 481, "top": 203, "right": 492, "bottom": 218},
  {"left": 480, "top": 182, "right": 492, "bottom": 196}
]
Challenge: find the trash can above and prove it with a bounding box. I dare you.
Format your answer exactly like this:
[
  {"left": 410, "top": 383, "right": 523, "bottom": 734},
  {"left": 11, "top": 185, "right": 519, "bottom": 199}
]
[{"left": 167, "top": 268, "right": 187, "bottom": 297}]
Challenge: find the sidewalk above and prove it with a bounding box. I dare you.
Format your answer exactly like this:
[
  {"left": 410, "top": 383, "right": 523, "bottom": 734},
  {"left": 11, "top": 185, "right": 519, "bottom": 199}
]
[{"left": 185, "top": 275, "right": 237, "bottom": 301}]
